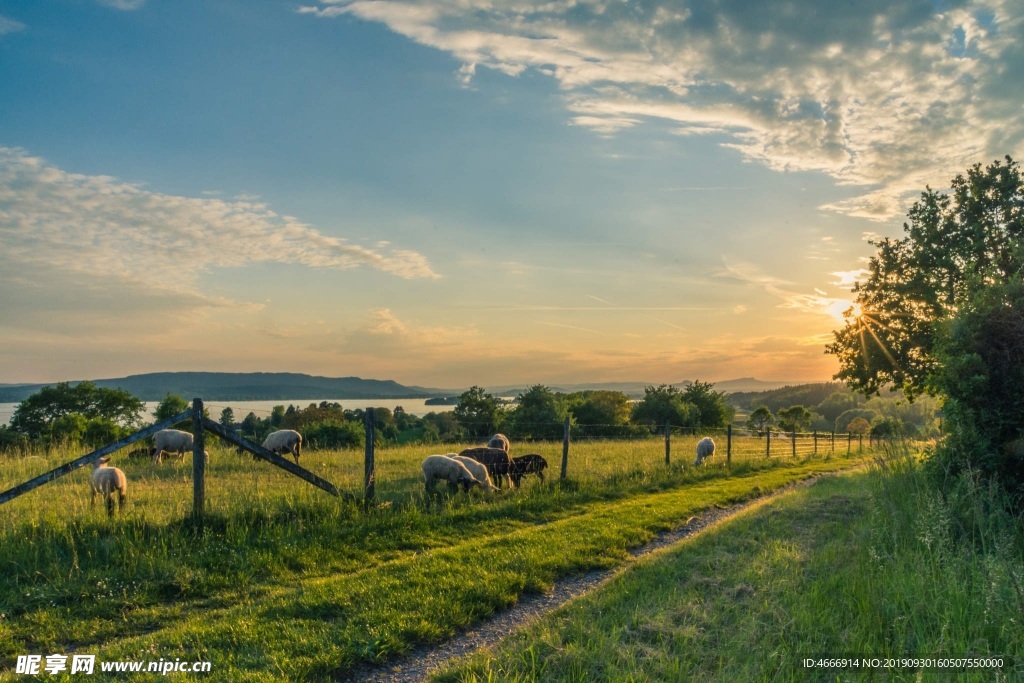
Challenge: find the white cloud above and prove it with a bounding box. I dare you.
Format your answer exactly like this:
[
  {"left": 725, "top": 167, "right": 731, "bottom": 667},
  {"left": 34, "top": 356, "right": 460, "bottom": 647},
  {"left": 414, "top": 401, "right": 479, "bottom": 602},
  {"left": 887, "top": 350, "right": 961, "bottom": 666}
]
[
  {"left": 832, "top": 269, "right": 869, "bottom": 287},
  {"left": 302, "top": 0, "right": 1024, "bottom": 220},
  {"left": 97, "top": 0, "right": 146, "bottom": 10},
  {"left": 0, "top": 15, "right": 26, "bottom": 35},
  {"left": 0, "top": 146, "right": 439, "bottom": 318}
]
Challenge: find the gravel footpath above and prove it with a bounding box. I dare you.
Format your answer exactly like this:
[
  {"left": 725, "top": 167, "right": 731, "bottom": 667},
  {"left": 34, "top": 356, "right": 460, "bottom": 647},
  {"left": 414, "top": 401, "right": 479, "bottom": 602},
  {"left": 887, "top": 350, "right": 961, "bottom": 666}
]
[{"left": 341, "top": 473, "right": 836, "bottom": 683}]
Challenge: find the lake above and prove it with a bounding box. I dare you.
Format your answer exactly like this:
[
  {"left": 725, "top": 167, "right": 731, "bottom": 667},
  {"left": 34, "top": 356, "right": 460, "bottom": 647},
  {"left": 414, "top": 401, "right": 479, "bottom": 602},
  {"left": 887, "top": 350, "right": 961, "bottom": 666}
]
[{"left": 0, "top": 398, "right": 456, "bottom": 428}]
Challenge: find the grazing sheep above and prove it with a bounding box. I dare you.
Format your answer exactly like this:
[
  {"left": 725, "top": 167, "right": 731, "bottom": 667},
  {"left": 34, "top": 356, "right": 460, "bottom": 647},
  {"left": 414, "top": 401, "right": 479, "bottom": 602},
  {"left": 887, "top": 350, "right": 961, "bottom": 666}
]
[
  {"left": 459, "top": 447, "right": 514, "bottom": 488},
  {"left": 509, "top": 454, "right": 549, "bottom": 487},
  {"left": 486, "top": 433, "right": 510, "bottom": 453},
  {"left": 151, "top": 429, "right": 208, "bottom": 464},
  {"left": 262, "top": 430, "right": 302, "bottom": 463},
  {"left": 695, "top": 436, "right": 716, "bottom": 466},
  {"left": 90, "top": 456, "right": 127, "bottom": 516},
  {"left": 422, "top": 454, "right": 483, "bottom": 494},
  {"left": 451, "top": 454, "right": 498, "bottom": 492}
]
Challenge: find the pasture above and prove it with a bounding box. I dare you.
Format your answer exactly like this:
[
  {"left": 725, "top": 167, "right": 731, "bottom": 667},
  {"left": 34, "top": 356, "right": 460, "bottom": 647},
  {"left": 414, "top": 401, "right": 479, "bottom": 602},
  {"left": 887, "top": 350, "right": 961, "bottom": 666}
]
[
  {"left": 0, "top": 437, "right": 873, "bottom": 681},
  {"left": 437, "top": 454, "right": 1024, "bottom": 682}
]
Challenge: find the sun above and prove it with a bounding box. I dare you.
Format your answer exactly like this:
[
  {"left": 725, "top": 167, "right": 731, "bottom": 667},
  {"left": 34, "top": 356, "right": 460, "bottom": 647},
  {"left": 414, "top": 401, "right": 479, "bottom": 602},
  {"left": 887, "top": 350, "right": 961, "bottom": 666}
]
[{"left": 827, "top": 299, "right": 862, "bottom": 323}]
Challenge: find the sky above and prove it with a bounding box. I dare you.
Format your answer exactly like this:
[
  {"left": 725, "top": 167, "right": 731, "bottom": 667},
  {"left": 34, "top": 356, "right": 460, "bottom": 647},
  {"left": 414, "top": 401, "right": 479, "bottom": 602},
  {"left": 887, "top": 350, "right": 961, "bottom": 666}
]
[{"left": 0, "top": 0, "right": 1021, "bottom": 390}]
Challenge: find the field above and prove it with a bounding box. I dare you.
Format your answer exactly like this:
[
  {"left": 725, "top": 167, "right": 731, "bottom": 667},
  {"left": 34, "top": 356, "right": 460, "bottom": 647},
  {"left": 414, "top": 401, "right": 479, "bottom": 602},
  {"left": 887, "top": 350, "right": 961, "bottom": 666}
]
[
  {"left": 0, "top": 438, "right": 875, "bottom": 680},
  {"left": 437, "top": 452, "right": 1024, "bottom": 682}
]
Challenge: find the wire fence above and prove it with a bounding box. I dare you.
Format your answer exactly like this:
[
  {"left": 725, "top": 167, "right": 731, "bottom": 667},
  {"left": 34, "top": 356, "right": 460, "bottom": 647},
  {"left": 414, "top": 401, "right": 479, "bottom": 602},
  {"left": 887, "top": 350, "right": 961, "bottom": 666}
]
[
  {"left": 0, "top": 403, "right": 882, "bottom": 520},
  {"left": 344, "top": 415, "right": 877, "bottom": 503}
]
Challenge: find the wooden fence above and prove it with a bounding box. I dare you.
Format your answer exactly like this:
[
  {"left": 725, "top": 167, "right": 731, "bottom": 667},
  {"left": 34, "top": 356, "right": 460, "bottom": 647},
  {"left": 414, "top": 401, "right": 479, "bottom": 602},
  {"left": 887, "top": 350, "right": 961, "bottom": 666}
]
[
  {"left": 0, "top": 398, "right": 345, "bottom": 518},
  {"left": 0, "top": 403, "right": 871, "bottom": 513}
]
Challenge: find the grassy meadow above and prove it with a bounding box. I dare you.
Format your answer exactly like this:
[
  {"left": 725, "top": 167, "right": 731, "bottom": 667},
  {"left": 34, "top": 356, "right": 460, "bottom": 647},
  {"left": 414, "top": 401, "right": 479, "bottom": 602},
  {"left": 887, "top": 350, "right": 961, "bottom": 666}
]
[
  {"left": 0, "top": 436, "right": 872, "bottom": 680},
  {"left": 437, "top": 448, "right": 1024, "bottom": 682}
]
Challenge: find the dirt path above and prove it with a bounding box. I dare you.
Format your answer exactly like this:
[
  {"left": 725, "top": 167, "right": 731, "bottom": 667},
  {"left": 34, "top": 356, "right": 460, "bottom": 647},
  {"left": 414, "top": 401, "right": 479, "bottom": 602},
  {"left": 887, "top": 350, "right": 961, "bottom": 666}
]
[{"left": 342, "top": 472, "right": 844, "bottom": 683}]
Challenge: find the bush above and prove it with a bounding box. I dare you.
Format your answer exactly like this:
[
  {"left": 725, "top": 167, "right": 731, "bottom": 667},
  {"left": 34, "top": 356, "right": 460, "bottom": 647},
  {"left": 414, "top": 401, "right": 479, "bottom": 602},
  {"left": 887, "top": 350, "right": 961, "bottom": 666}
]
[
  {"left": 303, "top": 420, "right": 365, "bottom": 450},
  {"left": 931, "top": 279, "right": 1024, "bottom": 499},
  {"left": 0, "top": 425, "right": 30, "bottom": 455}
]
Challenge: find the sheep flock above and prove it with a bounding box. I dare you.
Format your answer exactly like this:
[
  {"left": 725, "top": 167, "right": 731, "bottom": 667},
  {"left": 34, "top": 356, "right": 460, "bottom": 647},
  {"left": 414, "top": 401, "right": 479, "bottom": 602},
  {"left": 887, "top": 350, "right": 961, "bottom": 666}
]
[{"left": 77, "top": 413, "right": 725, "bottom": 516}]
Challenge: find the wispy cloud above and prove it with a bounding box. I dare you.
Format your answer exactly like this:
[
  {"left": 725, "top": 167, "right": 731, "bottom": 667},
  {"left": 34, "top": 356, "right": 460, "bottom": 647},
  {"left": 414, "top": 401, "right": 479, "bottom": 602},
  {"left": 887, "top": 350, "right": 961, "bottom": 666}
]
[
  {"left": 831, "top": 269, "right": 869, "bottom": 287},
  {"left": 471, "top": 305, "right": 716, "bottom": 311},
  {"left": 716, "top": 259, "right": 853, "bottom": 320},
  {"left": 0, "top": 146, "right": 439, "bottom": 318},
  {"left": 0, "top": 15, "right": 26, "bottom": 35},
  {"left": 535, "top": 320, "right": 608, "bottom": 335},
  {"left": 97, "top": 0, "right": 146, "bottom": 10},
  {"left": 301, "top": 0, "right": 1024, "bottom": 220}
]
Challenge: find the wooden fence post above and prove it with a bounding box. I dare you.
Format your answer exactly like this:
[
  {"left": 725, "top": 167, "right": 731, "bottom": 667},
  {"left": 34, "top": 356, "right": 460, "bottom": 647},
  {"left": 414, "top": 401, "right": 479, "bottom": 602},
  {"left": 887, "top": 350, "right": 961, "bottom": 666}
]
[
  {"left": 560, "top": 416, "right": 570, "bottom": 480},
  {"left": 831, "top": 431, "right": 835, "bottom": 453},
  {"left": 364, "top": 408, "right": 375, "bottom": 505},
  {"left": 664, "top": 420, "right": 671, "bottom": 466},
  {"left": 766, "top": 427, "right": 771, "bottom": 458},
  {"left": 791, "top": 428, "right": 796, "bottom": 458},
  {"left": 192, "top": 398, "right": 206, "bottom": 519},
  {"left": 727, "top": 424, "right": 732, "bottom": 466},
  {"left": 813, "top": 430, "right": 818, "bottom": 455},
  {"left": 860, "top": 434, "right": 864, "bottom": 452},
  {"left": 847, "top": 432, "right": 852, "bottom": 454}
]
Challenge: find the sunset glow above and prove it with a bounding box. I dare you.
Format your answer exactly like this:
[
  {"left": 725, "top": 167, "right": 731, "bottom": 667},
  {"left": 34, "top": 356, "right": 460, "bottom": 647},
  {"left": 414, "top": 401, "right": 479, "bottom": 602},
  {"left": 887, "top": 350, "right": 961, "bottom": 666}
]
[{"left": 1, "top": 1, "right": 1019, "bottom": 389}]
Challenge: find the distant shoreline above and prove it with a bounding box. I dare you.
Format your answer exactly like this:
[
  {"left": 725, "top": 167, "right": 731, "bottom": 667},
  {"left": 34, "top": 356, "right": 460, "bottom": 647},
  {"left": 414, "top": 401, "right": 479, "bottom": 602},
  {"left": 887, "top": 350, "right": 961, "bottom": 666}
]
[{"left": 0, "top": 398, "right": 459, "bottom": 426}]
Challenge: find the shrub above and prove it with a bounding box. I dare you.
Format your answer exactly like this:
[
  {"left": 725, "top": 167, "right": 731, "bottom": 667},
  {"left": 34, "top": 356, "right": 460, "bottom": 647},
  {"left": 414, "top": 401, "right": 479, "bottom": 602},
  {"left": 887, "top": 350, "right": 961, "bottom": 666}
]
[{"left": 303, "top": 420, "right": 365, "bottom": 450}]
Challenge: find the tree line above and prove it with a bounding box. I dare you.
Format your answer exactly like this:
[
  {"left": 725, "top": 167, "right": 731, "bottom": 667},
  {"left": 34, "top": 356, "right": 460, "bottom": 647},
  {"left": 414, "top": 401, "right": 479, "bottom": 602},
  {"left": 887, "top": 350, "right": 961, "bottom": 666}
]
[
  {"left": 733, "top": 381, "right": 940, "bottom": 438},
  {"left": 0, "top": 381, "right": 736, "bottom": 453}
]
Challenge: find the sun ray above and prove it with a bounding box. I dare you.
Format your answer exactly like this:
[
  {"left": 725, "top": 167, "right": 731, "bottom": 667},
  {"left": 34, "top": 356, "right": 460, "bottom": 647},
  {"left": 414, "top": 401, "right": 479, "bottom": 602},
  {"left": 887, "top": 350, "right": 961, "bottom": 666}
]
[{"left": 859, "top": 316, "right": 900, "bottom": 370}]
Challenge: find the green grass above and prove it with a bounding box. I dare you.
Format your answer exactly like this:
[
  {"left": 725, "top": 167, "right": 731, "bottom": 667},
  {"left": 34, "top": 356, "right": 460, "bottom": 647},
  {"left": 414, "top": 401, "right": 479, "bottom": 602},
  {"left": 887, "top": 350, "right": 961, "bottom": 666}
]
[
  {"left": 0, "top": 440, "right": 872, "bottom": 681},
  {"left": 435, "top": 449, "right": 1024, "bottom": 682}
]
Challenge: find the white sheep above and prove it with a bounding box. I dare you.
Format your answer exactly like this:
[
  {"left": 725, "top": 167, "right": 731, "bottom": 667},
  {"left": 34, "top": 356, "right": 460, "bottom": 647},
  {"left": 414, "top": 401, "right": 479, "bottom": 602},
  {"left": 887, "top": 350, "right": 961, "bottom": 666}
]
[
  {"left": 151, "top": 429, "right": 208, "bottom": 464},
  {"left": 422, "top": 454, "right": 483, "bottom": 494},
  {"left": 695, "top": 436, "right": 716, "bottom": 466},
  {"left": 487, "top": 433, "right": 510, "bottom": 453},
  {"left": 91, "top": 456, "right": 127, "bottom": 516},
  {"left": 451, "top": 454, "right": 498, "bottom": 492},
  {"left": 262, "top": 429, "right": 302, "bottom": 463}
]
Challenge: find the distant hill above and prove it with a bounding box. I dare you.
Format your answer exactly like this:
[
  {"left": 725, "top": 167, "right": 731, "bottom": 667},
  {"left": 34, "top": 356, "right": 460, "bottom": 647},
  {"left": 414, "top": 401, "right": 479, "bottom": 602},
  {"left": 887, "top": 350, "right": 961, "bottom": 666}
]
[
  {"left": 726, "top": 382, "right": 843, "bottom": 411},
  {"left": 0, "top": 372, "right": 444, "bottom": 402},
  {"left": 712, "top": 377, "right": 810, "bottom": 393}
]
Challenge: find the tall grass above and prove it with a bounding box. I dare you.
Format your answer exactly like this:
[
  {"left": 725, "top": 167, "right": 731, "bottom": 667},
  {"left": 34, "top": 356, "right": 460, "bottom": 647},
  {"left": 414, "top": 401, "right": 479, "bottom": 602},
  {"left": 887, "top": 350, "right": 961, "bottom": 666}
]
[{"left": 863, "top": 444, "right": 1024, "bottom": 658}]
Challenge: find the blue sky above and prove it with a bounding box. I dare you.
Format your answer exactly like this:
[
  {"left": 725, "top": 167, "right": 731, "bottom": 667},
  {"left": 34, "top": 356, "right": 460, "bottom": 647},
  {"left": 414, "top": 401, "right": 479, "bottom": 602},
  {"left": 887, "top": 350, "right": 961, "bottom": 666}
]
[{"left": 1, "top": 0, "right": 1020, "bottom": 388}]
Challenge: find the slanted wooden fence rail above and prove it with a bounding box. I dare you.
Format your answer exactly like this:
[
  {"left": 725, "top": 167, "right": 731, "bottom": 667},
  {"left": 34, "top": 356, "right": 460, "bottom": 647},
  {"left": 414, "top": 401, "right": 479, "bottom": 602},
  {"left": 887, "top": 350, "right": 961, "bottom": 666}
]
[
  {"left": 0, "top": 398, "right": 345, "bottom": 518},
  {"left": 0, "top": 408, "right": 194, "bottom": 507}
]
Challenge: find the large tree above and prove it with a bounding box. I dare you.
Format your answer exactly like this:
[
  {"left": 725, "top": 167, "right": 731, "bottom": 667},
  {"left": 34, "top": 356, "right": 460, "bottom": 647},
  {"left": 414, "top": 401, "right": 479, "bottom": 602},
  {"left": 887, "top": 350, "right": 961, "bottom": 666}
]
[
  {"left": 570, "top": 390, "right": 635, "bottom": 437},
  {"left": 11, "top": 381, "right": 145, "bottom": 439},
  {"left": 507, "top": 385, "right": 569, "bottom": 440},
  {"left": 453, "top": 386, "right": 504, "bottom": 439},
  {"left": 828, "top": 157, "right": 1024, "bottom": 493},
  {"left": 776, "top": 405, "right": 813, "bottom": 433},
  {"left": 153, "top": 393, "right": 190, "bottom": 422},
  {"left": 631, "top": 385, "right": 697, "bottom": 430},
  {"left": 681, "top": 380, "right": 733, "bottom": 428},
  {"left": 745, "top": 406, "right": 775, "bottom": 435},
  {"left": 827, "top": 156, "right": 1024, "bottom": 400}
]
